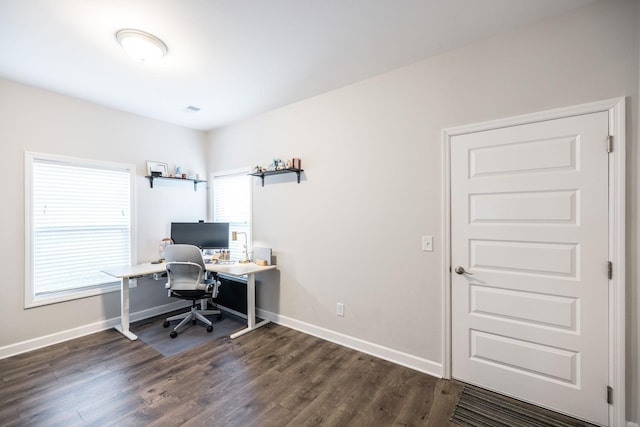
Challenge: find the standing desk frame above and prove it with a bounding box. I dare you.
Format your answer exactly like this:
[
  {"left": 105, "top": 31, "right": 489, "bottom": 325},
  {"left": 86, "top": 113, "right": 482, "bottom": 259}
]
[{"left": 102, "top": 262, "right": 276, "bottom": 341}]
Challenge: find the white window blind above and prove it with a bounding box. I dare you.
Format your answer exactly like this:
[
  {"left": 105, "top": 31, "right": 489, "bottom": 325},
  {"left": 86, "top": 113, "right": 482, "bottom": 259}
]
[
  {"left": 212, "top": 170, "right": 251, "bottom": 261},
  {"left": 26, "top": 152, "right": 134, "bottom": 307}
]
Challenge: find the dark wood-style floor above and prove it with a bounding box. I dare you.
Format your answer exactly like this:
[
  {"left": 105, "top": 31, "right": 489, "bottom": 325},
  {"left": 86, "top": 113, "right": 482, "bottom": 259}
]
[{"left": 0, "top": 317, "right": 463, "bottom": 427}]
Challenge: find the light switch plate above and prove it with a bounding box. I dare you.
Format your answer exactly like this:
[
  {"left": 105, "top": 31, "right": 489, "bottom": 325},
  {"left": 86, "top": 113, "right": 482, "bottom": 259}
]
[{"left": 422, "top": 235, "right": 433, "bottom": 251}]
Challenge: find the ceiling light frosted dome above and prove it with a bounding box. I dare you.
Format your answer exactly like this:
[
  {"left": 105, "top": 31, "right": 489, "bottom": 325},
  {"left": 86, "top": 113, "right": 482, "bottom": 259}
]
[{"left": 116, "top": 29, "right": 167, "bottom": 62}]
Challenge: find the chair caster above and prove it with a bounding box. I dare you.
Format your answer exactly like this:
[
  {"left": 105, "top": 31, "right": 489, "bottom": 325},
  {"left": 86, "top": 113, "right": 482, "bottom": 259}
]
[
  {"left": 170, "top": 331, "right": 178, "bottom": 339},
  {"left": 207, "top": 325, "right": 213, "bottom": 333},
  {"left": 163, "top": 320, "right": 170, "bottom": 328}
]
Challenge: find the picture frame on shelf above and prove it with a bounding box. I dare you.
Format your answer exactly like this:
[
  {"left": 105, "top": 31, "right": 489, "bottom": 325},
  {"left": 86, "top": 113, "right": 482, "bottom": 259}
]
[{"left": 146, "top": 161, "right": 168, "bottom": 177}]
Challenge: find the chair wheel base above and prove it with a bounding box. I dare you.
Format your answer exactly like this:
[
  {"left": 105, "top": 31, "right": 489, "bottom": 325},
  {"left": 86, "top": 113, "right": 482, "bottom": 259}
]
[
  {"left": 207, "top": 325, "right": 213, "bottom": 333},
  {"left": 163, "top": 320, "right": 170, "bottom": 328},
  {"left": 169, "top": 330, "right": 178, "bottom": 339}
]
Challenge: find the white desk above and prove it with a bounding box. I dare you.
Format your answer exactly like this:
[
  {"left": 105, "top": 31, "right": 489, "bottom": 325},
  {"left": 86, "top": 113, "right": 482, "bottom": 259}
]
[{"left": 102, "top": 262, "right": 277, "bottom": 341}]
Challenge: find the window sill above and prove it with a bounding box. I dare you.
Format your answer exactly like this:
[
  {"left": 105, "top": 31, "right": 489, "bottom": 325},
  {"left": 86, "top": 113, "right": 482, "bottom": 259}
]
[{"left": 25, "top": 281, "right": 120, "bottom": 309}]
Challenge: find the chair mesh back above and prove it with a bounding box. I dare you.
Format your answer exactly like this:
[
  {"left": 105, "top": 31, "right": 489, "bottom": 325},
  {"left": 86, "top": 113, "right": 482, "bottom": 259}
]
[
  {"left": 164, "top": 244, "right": 206, "bottom": 268},
  {"left": 164, "top": 245, "right": 207, "bottom": 291}
]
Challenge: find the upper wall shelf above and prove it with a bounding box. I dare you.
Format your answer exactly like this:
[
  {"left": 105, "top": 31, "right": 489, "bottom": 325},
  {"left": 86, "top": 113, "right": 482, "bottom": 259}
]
[
  {"left": 249, "top": 168, "right": 304, "bottom": 187},
  {"left": 145, "top": 175, "right": 207, "bottom": 191}
]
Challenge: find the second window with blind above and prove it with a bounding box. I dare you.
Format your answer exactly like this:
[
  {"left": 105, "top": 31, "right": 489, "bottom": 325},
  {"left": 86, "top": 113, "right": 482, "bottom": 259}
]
[{"left": 211, "top": 169, "right": 252, "bottom": 261}]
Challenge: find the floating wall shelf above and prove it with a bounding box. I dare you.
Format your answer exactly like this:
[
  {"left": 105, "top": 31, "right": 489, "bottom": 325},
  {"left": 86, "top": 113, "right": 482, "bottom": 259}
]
[
  {"left": 145, "top": 175, "right": 207, "bottom": 191},
  {"left": 249, "top": 168, "right": 304, "bottom": 187}
]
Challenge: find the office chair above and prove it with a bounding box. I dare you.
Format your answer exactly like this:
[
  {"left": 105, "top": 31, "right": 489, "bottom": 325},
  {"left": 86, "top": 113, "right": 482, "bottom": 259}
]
[{"left": 162, "top": 244, "right": 222, "bottom": 338}]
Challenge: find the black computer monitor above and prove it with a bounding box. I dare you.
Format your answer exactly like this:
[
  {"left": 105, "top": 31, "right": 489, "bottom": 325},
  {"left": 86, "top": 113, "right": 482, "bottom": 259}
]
[{"left": 170, "top": 222, "right": 230, "bottom": 250}]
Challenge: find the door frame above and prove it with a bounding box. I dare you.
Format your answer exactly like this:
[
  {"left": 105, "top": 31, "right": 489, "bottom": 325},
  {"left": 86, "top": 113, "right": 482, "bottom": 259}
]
[{"left": 441, "top": 97, "right": 626, "bottom": 426}]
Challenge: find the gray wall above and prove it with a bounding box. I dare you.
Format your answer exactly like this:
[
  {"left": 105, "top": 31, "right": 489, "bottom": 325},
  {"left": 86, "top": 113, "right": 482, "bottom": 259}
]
[
  {"left": 0, "top": 79, "right": 208, "bottom": 348},
  {"left": 207, "top": 0, "right": 639, "bottom": 421}
]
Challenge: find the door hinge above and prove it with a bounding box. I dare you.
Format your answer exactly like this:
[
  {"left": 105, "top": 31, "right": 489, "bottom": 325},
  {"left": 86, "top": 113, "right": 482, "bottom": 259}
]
[
  {"left": 607, "top": 135, "right": 613, "bottom": 153},
  {"left": 608, "top": 261, "right": 612, "bottom": 280},
  {"left": 607, "top": 386, "right": 613, "bottom": 404}
]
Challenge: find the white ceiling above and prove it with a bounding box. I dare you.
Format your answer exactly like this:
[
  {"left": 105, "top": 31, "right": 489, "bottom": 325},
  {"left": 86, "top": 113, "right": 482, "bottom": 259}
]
[{"left": 0, "top": 0, "right": 598, "bottom": 131}]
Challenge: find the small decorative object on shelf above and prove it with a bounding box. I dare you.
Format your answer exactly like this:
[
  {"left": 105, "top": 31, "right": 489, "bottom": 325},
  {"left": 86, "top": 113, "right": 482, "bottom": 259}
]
[
  {"left": 147, "top": 161, "right": 168, "bottom": 177},
  {"left": 264, "top": 158, "right": 289, "bottom": 171}
]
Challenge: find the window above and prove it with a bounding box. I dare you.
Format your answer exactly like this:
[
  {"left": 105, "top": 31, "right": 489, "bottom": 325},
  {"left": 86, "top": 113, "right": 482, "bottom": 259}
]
[
  {"left": 25, "top": 152, "right": 135, "bottom": 307},
  {"left": 211, "top": 169, "right": 252, "bottom": 261}
]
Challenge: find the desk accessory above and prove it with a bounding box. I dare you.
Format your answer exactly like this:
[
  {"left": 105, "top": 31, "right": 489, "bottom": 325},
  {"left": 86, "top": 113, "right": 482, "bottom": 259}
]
[
  {"left": 158, "top": 237, "right": 173, "bottom": 261},
  {"left": 254, "top": 247, "right": 272, "bottom": 265},
  {"left": 232, "top": 231, "right": 250, "bottom": 263}
]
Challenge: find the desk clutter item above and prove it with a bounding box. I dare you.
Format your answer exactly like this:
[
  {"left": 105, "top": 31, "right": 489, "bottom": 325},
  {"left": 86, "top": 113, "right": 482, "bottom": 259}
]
[
  {"left": 254, "top": 247, "right": 272, "bottom": 266},
  {"left": 158, "top": 237, "right": 173, "bottom": 261}
]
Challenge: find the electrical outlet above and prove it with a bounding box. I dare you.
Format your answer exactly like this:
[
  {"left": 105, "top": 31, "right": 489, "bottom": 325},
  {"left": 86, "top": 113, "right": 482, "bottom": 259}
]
[
  {"left": 337, "top": 303, "right": 344, "bottom": 317},
  {"left": 422, "top": 235, "right": 433, "bottom": 251}
]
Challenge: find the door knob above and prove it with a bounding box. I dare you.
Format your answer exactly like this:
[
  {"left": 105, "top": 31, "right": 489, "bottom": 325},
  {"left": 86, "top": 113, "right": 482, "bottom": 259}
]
[{"left": 454, "top": 266, "right": 472, "bottom": 275}]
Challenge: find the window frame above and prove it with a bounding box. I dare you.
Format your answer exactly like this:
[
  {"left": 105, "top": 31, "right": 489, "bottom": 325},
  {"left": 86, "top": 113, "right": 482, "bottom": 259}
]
[
  {"left": 210, "top": 167, "right": 252, "bottom": 261},
  {"left": 24, "top": 152, "right": 136, "bottom": 308}
]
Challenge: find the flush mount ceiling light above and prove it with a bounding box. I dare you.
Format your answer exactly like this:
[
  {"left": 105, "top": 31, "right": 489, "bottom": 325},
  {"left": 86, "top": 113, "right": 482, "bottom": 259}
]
[{"left": 116, "top": 29, "right": 167, "bottom": 63}]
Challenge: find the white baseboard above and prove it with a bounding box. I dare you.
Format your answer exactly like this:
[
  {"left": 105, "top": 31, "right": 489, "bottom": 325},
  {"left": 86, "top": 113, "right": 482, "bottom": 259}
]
[
  {"left": 257, "top": 308, "right": 443, "bottom": 378},
  {"left": 0, "top": 300, "right": 189, "bottom": 360}
]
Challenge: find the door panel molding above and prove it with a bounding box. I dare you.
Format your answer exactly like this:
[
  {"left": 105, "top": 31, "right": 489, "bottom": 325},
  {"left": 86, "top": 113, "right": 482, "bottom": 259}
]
[{"left": 441, "top": 97, "right": 625, "bottom": 426}]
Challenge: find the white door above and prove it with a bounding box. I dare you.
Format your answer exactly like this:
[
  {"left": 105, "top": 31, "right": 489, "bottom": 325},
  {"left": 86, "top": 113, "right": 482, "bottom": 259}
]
[{"left": 451, "top": 111, "right": 609, "bottom": 425}]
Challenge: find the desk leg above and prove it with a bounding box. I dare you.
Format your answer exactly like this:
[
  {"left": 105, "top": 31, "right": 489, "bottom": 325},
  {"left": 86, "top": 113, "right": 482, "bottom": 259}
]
[
  {"left": 230, "top": 273, "right": 270, "bottom": 339},
  {"left": 113, "top": 277, "right": 138, "bottom": 340}
]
